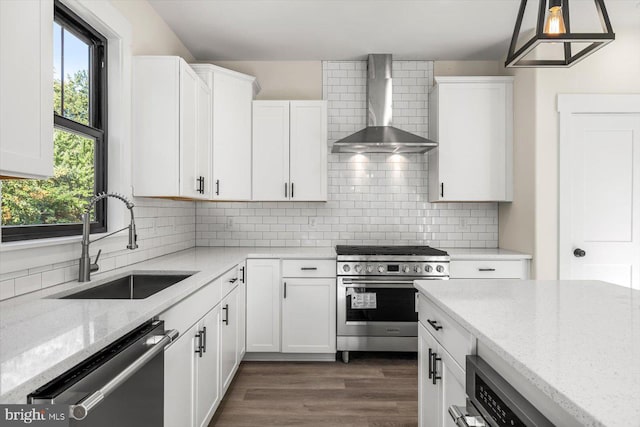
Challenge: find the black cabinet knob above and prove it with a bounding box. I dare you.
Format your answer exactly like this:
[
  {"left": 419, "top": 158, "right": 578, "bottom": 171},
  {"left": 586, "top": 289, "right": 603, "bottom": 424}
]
[{"left": 573, "top": 248, "right": 586, "bottom": 258}]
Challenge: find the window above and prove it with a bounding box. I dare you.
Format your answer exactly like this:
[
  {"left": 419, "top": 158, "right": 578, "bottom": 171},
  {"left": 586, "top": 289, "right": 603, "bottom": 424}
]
[{"left": 1, "top": 1, "right": 107, "bottom": 242}]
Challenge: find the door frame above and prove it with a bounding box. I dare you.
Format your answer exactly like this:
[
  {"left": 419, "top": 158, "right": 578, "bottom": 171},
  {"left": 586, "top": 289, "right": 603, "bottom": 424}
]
[{"left": 557, "top": 94, "right": 640, "bottom": 279}]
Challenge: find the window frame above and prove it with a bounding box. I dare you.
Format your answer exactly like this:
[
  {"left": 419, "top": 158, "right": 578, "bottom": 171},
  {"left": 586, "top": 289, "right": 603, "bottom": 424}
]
[{"left": 1, "top": 1, "right": 108, "bottom": 242}]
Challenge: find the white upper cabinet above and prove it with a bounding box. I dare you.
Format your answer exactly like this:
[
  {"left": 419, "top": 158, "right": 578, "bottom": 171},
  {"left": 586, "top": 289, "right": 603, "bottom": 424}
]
[
  {"left": 428, "top": 76, "right": 513, "bottom": 202},
  {"left": 0, "top": 0, "right": 53, "bottom": 179},
  {"left": 132, "top": 56, "right": 211, "bottom": 200},
  {"left": 191, "top": 64, "right": 256, "bottom": 200},
  {"left": 252, "top": 100, "right": 327, "bottom": 201}
]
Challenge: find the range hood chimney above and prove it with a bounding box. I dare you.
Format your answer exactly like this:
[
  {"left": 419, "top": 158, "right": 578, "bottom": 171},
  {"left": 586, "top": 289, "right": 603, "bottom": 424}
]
[{"left": 331, "top": 54, "right": 438, "bottom": 154}]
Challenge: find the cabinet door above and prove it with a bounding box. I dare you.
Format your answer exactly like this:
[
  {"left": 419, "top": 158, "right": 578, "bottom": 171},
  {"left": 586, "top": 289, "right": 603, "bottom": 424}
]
[
  {"left": 212, "top": 73, "right": 253, "bottom": 200},
  {"left": 252, "top": 101, "right": 290, "bottom": 201},
  {"left": 0, "top": 0, "right": 53, "bottom": 179},
  {"left": 195, "top": 78, "right": 212, "bottom": 199},
  {"left": 289, "top": 101, "right": 328, "bottom": 201},
  {"left": 236, "top": 270, "right": 246, "bottom": 359},
  {"left": 418, "top": 323, "right": 439, "bottom": 427},
  {"left": 282, "top": 278, "right": 335, "bottom": 353},
  {"left": 437, "top": 347, "right": 466, "bottom": 427},
  {"left": 220, "top": 286, "right": 238, "bottom": 393},
  {"left": 179, "top": 61, "right": 200, "bottom": 199},
  {"left": 195, "top": 305, "right": 220, "bottom": 427},
  {"left": 246, "top": 259, "right": 281, "bottom": 352},
  {"left": 436, "top": 82, "right": 509, "bottom": 201},
  {"left": 164, "top": 322, "right": 198, "bottom": 427}
]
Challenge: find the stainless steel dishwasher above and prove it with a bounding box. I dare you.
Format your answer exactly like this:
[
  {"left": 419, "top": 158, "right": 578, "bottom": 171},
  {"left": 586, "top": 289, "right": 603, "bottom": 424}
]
[{"left": 28, "top": 320, "right": 178, "bottom": 426}]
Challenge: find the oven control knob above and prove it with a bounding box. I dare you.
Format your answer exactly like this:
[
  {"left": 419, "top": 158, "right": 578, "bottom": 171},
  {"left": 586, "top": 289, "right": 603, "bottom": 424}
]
[
  {"left": 436, "top": 265, "right": 444, "bottom": 273},
  {"left": 342, "top": 264, "right": 351, "bottom": 273},
  {"left": 377, "top": 265, "right": 385, "bottom": 273},
  {"left": 414, "top": 265, "right": 422, "bottom": 273},
  {"left": 425, "top": 265, "right": 433, "bottom": 273},
  {"left": 354, "top": 264, "right": 363, "bottom": 273},
  {"left": 366, "top": 265, "right": 374, "bottom": 273},
  {"left": 402, "top": 265, "right": 411, "bottom": 273}
]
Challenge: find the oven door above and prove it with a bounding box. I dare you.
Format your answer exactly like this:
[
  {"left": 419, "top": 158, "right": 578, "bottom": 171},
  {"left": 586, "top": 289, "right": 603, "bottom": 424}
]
[{"left": 337, "top": 276, "right": 420, "bottom": 337}]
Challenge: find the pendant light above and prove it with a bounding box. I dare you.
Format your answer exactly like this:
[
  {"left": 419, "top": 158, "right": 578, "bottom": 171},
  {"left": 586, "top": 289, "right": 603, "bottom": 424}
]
[{"left": 505, "top": 0, "right": 615, "bottom": 68}]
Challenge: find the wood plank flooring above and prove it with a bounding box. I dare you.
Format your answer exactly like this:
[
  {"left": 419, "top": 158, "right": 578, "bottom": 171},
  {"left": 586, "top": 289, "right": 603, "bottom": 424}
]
[{"left": 209, "top": 352, "right": 418, "bottom": 427}]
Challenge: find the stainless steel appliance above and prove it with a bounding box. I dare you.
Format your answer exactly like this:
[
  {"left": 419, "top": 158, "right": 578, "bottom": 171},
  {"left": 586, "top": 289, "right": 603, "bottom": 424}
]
[
  {"left": 448, "top": 356, "right": 554, "bottom": 427},
  {"left": 336, "top": 245, "right": 449, "bottom": 363},
  {"left": 29, "top": 320, "right": 178, "bottom": 426}
]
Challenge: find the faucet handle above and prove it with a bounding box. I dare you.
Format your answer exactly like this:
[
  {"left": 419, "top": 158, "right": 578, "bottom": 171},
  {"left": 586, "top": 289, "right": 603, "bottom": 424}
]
[{"left": 90, "top": 250, "right": 102, "bottom": 272}]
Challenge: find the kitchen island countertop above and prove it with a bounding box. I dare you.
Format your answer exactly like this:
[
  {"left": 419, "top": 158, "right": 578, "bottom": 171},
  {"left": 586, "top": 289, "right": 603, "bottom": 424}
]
[{"left": 414, "top": 279, "right": 640, "bottom": 427}]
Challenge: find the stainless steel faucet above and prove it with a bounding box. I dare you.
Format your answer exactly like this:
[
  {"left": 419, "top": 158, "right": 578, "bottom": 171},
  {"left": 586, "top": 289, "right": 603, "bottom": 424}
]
[{"left": 79, "top": 192, "right": 138, "bottom": 282}]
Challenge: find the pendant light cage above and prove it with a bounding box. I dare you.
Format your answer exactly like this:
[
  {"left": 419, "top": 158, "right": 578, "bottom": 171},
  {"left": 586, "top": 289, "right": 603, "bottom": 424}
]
[{"left": 505, "top": 0, "right": 615, "bottom": 68}]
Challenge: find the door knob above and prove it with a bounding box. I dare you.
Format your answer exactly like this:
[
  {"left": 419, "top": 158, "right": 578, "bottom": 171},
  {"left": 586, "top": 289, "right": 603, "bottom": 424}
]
[{"left": 573, "top": 248, "right": 586, "bottom": 257}]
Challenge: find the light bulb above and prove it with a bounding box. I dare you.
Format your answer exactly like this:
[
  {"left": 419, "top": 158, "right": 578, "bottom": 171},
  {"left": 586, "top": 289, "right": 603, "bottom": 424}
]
[{"left": 544, "top": 2, "right": 567, "bottom": 35}]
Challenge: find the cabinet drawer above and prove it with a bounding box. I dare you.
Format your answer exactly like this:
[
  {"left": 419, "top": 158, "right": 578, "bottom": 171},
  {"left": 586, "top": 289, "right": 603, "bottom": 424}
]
[
  {"left": 160, "top": 278, "right": 221, "bottom": 336},
  {"left": 450, "top": 260, "right": 524, "bottom": 279},
  {"left": 282, "top": 259, "right": 335, "bottom": 278},
  {"left": 220, "top": 265, "right": 240, "bottom": 297},
  {"left": 418, "top": 295, "right": 474, "bottom": 368}
]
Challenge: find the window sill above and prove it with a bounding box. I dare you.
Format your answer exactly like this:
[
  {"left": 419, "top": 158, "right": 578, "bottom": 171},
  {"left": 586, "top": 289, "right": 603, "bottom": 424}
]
[{"left": 0, "top": 232, "right": 112, "bottom": 253}]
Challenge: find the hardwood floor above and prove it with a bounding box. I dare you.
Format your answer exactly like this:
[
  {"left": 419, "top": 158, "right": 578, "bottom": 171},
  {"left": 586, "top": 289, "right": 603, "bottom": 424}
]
[{"left": 209, "top": 352, "right": 418, "bottom": 427}]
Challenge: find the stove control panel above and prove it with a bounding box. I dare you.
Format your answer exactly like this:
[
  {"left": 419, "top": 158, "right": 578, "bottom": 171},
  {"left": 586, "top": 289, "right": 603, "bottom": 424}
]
[{"left": 337, "top": 261, "right": 449, "bottom": 277}]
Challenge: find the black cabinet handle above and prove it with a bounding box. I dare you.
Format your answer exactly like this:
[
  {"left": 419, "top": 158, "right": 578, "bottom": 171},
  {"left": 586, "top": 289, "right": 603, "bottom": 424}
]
[
  {"left": 195, "top": 331, "right": 204, "bottom": 357},
  {"left": 196, "top": 176, "right": 204, "bottom": 194},
  {"left": 431, "top": 351, "right": 441, "bottom": 385},
  {"left": 291, "top": 182, "right": 294, "bottom": 198},
  {"left": 574, "top": 248, "right": 586, "bottom": 258},
  {"left": 223, "top": 304, "right": 229, "bottom": 325},
  {"left": 301, "top": 267, "right": 317, "bottom": 271},
  {"left": 240, "top": 266, "right": 245, "bottom": 283},
  {"left": 215, "top": 179, "right": 220, "bottom": 196},
  {"left": 478, "top": 268, "right": 496, "bottom": 272},
  {"left": 428, "top": 348, "right": 434, "bottom": 379},
  {"left": 202, "top": 326, "right": 207, "bottom": 353},
  {"left": 440, "top": 182, "right": 444, "bottom": 198},
  {"left": 284, "top": 182, "right": 288, "bottom": 198},
  {"left": 229, "top": 277, "right": 238, "bottom": 284},
  {"left": 284, "top": 281, "right": 287, "bottom": 299},
  {"left": 427, "top": 319, "right": 443, "bottom": 331}
]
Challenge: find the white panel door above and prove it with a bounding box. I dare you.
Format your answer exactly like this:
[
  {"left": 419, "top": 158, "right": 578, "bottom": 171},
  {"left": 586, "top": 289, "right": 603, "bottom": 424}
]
[
  {"left": 246, "top": 259, "right": 281, "bottom": 352},
  {"left": 179, "top": 62, "right": 200, "bottom": 199},
  {"left": 252, "top": 101, "right": 290, "bottom": 201},
  {"left": 289, "top": 101, "right": 328, "bottom": 201},
  {"left": 282, "top": 278, "right": 335, "bottom": 353},
  {"left": 220, "top": 286, "right": 238, "bottom": 393},
  {"left": 418, "top": 323, "right": 439, "bottom": 427},
  {"left": 438, "top": 348, "right": 466, "bottom": 427},
  {"left": 236, "top": 273, "right": 246, "bottom": 359},
  {"left": 565, "top": 114, "right": 640, "bottom": 289},
  {"left": 438, "top": 83, "right": 508, "bottom": 201},
  {"left": 164, "top": 323, "right": 197, "bottom": 427},
  {"left": 195, "top": 305, "right": 220, "bottom": 427},
  {"left": 0, "top": 0, "right": 53, "bottom": 179},
  {"left": 212, "top": 73, "right": 253, "bottom": 200},
  {"left": 195, "top": 78, "right": 212, "bottom": 199}
]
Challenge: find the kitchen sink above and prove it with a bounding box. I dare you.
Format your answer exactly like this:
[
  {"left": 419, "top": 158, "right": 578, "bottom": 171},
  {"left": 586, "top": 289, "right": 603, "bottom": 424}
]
[{"left": 61, "top": 273, "right": 193, "bottom": 300}]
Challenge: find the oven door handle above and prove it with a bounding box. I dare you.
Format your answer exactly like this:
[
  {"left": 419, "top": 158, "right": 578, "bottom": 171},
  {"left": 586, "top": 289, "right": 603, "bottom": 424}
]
[
  {"left": 342, "top": 280, "right": 416, "bottom": 288},
  {"left": 448, "top": 405, "right": 487, "bottom": 427},
  {"left": 68, "top": 329, "right": 179, "bottom": 421}
]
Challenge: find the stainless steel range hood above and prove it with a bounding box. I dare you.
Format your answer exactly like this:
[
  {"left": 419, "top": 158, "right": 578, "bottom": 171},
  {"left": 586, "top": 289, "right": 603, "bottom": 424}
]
[{"left": 331, "top": 54, "right": 438, "bottom": 154}]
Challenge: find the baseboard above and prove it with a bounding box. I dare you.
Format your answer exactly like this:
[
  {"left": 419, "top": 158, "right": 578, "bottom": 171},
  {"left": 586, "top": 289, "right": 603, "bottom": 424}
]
[{"left": 242, "top": 352, "right": 337, "bottom": 362}]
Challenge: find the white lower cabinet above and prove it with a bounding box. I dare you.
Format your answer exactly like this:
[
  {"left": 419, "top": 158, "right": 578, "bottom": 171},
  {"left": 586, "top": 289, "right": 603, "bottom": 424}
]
[
  {"left": 246, "top": 259, "right": 336, "bottom": 355},
  {"left": 419, "top": 323, "right": 466, "bottom": 427},
  {"left": 220, "top": 282, "right": 244, "bottom": 394},
  {"left": 164, "top": 322, "right": 198, "bottom": 427},
  {"left": 195, "top": 306, "right": 221, "bottom": 427},
  {"left": 282, "top": 278, "right": 336, "bottom": 353}
]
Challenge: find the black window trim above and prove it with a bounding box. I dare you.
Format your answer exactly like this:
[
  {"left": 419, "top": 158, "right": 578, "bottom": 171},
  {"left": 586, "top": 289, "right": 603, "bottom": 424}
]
[{"left": 1, "top": 1, "right": 108, "bottom": 243}]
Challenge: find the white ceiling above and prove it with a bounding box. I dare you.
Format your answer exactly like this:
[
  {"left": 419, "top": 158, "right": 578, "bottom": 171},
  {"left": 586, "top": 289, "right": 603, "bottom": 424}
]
[{"left": 149, "top": 0, "right": 640, "bottom": 61}]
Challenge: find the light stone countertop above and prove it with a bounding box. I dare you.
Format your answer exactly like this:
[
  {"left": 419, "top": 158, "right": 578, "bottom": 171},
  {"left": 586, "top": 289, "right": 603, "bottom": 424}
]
[
  {"left": 446, "top": 248, "right": 532, "bottom": 260},
  {"left": 414, "top": 279, "right": 640, "bottom": 427},
  {"left": 0, "top": 246, "right": 335, "bottom": 404}
]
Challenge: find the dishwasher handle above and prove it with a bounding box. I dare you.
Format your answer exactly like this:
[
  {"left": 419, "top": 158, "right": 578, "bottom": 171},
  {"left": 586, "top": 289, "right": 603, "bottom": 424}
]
[
  {"left": 448, "top": 405, "right": 487, "bottom": 427},
  {"left": 69, "top": 329, "right": 178, "bottom": 421}
]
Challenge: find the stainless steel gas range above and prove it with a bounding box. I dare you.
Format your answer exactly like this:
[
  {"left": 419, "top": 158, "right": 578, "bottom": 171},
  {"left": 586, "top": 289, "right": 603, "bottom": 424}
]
[{"left": 336, "top": 245, "right": 450, "bottom": 363}]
